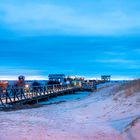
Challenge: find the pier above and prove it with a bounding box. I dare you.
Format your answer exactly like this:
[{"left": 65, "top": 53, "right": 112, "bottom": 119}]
[
  {"left": 0, "top": 84, "right": 81, "bottom": 107},
  {"left": 0, "top": 74, "right": 109, "bottom": 108}
]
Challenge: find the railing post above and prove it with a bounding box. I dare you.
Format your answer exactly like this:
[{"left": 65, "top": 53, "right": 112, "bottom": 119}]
[
  {"left": 20, "top": 88, "right": 23, "bottom": 100},
  {"left": 13, "top": 88, "right": 16, "bottom": 102},
  {"left": 6, "top": 90, "right": 8, "bottom": 103},
  {"left": 0, "top": 90, "right": 6, "bottom": 107}
]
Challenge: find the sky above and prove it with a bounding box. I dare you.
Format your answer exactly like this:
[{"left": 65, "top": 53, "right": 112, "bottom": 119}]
[{"left": 0, "top": 0, "right": 140, "bottom": 80}]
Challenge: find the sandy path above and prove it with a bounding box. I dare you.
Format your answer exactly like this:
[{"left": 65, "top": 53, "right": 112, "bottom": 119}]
[{"left": 0, "top": 83, "right": 139, "bottom": 140}]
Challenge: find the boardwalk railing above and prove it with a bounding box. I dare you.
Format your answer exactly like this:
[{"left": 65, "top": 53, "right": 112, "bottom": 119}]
[{"left": 0, "top": 84, "right": 81, "bottom": 107}]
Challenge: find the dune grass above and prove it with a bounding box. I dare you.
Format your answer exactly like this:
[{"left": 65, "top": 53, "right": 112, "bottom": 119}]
[{"left": 115, "top": 79, "right": 140, "bottom": 98}]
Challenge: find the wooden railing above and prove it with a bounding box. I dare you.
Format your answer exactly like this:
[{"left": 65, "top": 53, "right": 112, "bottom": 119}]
[{"left": 0, "top": 84, "right": 81, "bottom": 107}]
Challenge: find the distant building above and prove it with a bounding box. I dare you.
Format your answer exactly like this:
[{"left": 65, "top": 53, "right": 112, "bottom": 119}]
[
  {"left": 48, "top": 74, "right": 66, "bottom": 84},
  {"left": 101, "top": 75, "right": 111, "bottom": 82},
  {"left": 0, "top": 81, "right": 8, "bottom": 89},
  {"left": 67, "top": 76, "right": 84, "bottom": 87},
  {"left": 82, "top": 80, "right": 96, "bottom": 90}
]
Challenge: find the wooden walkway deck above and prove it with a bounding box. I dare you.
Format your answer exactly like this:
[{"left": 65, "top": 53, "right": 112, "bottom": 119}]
[{"left": 0, "top": 85, "right": 81, "bottom": 107}]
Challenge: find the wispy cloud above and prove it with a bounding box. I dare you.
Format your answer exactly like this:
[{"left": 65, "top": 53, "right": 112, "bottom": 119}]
[
  {"left": 0, "top": 1, "right": 140, "bottom": 36},
  {"left": 104, "top": 51, "right": 126, "bottom": 56},
  {"left": 95, "top": 59, "right": 134, "bottom": 63},
  {"left": 0, "top": 66, "right": 42, "bottom": 76},
  {"left": 0, "top": 75, "right": 48, "bottom": 80},
  {"left": 0, "top": 66, "right": 49, "bottom": 80},
  {"left": 133, "top": 49, "right": 140, "bottom": 53},
  {"left": 94, "top": 59, "right": 140, "bottom": 69}
]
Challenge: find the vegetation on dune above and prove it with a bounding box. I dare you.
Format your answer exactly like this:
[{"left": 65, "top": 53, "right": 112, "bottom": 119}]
[{"left": 115, "top": 79, "right": 140, "bottom": 98}]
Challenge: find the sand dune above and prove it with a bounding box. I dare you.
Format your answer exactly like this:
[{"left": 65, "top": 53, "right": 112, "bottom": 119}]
[{"left": 0, "top": 81, "right": 140, "bottom": 140}]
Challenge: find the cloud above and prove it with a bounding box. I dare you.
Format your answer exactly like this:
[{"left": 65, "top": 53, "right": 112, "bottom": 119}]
[
  {"left": 0, "top": 1, "right": 140, "bottom": 79},
  {"left": 133, "top": 49, "right": 140, "bottom": 54},
  {"left": 94, "top": 59, "right": 140, "bottom": 70},
  {"left": 0, "top": 1, "right": 140, "bottom": 36},
  {"left": 104, "top": 51, "right": 126, "bottom": 56},
  {"left": 95, "top": 59, "right": 134, "bottom": 63},
  {"left": 0, "top": 75, "right": 48, "bottom": 80},
  {"left": 0, "top": 66, "right": 42, "bottom": 76},
  {"left": 0, "top": 66, "right": 49, "bottom": 80}
]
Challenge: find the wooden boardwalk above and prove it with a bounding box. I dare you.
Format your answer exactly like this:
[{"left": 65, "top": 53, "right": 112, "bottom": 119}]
[{"left": 0, "top": 85, "right": 81, "bottom": 107}]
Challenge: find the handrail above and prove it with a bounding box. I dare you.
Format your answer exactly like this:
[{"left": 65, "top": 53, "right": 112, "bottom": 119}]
[
  {"left": 0, "top": 84, "right": 77, "bottom": 91},
  {"left": 0, "top": 84, "right": 81, "bottom": 106}
]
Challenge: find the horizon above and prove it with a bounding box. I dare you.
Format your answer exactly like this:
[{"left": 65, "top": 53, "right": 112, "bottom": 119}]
[
  {"left": 0, "top": 0, "right": 140, "bottom": 80},
  {"left": 0, "top": 75, "right": 135, "bottom": 81}
]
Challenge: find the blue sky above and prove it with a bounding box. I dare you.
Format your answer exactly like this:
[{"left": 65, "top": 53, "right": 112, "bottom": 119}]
[{"left": 0, "top": 0, "right": 140, "bottom": 80}]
